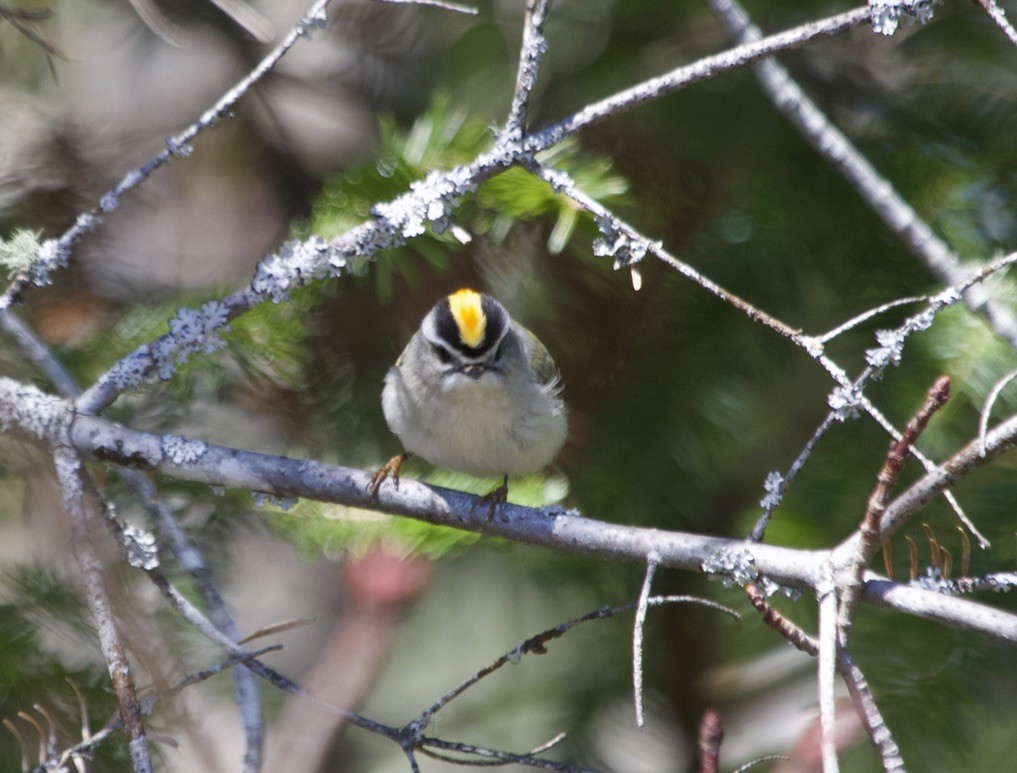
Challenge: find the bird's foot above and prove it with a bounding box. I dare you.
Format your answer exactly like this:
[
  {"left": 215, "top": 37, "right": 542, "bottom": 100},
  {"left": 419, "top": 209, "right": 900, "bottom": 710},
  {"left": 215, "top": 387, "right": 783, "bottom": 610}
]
[
  {"left": 368, "top": 453, "right": 410, "bottom": 498},
  {"left": 476, "top": 475, "right": 509, "bottom": 529}
]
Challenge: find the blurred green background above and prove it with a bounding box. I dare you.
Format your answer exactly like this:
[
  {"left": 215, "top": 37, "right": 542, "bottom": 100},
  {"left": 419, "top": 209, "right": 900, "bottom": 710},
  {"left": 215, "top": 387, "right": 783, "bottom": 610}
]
[{"left": 2, "top": 0, "right": 1017, "bottom": 770}]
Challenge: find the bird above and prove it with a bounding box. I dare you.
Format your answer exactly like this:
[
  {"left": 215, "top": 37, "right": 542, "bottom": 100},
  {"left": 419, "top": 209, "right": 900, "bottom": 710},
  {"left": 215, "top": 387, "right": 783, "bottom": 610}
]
[{"left": 369, "top": 288, "right": 567, "bottom": 519}]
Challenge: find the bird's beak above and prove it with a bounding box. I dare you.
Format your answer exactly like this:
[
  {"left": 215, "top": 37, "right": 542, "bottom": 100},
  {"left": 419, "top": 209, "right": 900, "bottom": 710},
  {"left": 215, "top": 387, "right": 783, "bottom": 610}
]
[{"left": 460, "top": 364, "right": 487, "bottom": 379}]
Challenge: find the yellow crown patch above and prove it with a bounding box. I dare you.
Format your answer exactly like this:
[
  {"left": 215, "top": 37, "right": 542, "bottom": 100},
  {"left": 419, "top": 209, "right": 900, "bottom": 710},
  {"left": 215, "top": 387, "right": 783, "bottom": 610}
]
[{"left": 448, "top": 288, "right": 486, "bottom": 348}]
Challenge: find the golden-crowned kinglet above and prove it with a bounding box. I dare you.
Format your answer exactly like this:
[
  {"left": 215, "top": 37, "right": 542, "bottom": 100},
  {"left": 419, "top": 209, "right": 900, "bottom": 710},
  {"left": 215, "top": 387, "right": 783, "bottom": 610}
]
[{"left": 369, "top": 288, "right": 567, "bottom": 509}]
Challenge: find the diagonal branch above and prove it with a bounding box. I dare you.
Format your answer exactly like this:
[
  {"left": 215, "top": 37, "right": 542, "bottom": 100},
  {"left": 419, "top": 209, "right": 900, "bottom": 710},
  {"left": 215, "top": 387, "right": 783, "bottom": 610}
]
[
  {"left": 838, "top": 376, "right": 951, "bottom": 641},
  {"left": 527, "top": 5, "right": 873, "bottom": 147},
  {"left": 974, "top": 0, "right": 1017, "bottom": 49},
  {"left": 707, "top": 0, "right": 1017, "bottom": 351},
  {"left": 0, "top": 0, "right": 336, "bottom": 311},
  {"left": 73, "top": 2, "right": 883, "bottom": 416}
]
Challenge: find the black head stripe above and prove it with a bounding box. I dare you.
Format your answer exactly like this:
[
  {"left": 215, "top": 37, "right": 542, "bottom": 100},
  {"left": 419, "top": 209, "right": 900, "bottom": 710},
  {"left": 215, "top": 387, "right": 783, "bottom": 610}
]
[{"left": 428, "top": 292, "right": 509, "bottom": 358}]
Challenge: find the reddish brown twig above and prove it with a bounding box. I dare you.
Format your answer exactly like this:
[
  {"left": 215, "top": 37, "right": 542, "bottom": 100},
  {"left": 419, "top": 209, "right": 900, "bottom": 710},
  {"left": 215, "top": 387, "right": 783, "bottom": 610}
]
[
  {"left": 697, "top": 709, "right": 724, "bottom": 773},
  {"left": 745, "top": 582, "right": 818, "bottom": 656},
  {"left": 839, "top": 376, "right": 951, "bottom": 639}
]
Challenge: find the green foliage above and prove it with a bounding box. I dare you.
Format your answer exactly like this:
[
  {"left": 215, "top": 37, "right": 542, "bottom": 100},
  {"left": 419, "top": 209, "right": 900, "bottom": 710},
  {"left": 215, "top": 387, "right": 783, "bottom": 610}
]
[
  {"left": 0, "top": 564, "right": 127, "bottom": 771},
  {"left": 306, "top": 93, "right": 628, "bottom": 302}
]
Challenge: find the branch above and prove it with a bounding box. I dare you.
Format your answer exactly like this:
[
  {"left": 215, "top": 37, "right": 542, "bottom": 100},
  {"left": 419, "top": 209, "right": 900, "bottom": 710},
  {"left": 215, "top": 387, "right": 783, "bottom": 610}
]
[
  {"left": 707, "top": 0, "right": 1017, "bottom": 351},
  {"left": 527, "top": 5, "right": 874, "bottom": 147},
  {"left": 817, "top": 586, "right": 839, "bottom": 773},
  {"left": 837, "top": 652, "right": 905, "bottom": 773},
  {"left": 838, "top": 376, "right": 951, "bottom": 640},
  {"left": 0, "top": 0, "right": 335, "bottom": 311},
  {"left": 73, "top": 2, "right": 882, "bottom": 415},
  {"left": 51, "top": 447, "right": 152, "bottom": 773},
  {"left": 697, "top": 709, "right": 723, "bottom": 773},
  {"left": 0, "top": 309, "right": 265, "bottom": 772},
  {"left": 744, "top": 585, "right": 905, "bottom": 771},
  {"left": 0, "top": 382, "right": 1007, "bottom": 641},
  {"left": 632, "top": 553, "right": 660, "bottom": 727},
  {"left": 504, "top": 0, "right": 554, "bottom": 141},
  {"left": 974, "top": 0, "right": 1017, "bottom": 49}
]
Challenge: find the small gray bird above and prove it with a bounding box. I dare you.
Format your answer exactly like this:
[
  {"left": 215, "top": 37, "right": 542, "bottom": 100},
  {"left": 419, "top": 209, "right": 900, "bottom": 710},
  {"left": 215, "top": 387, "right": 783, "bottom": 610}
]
[{"left": 370, "top": 288, "right": 567, "bottom": 512}]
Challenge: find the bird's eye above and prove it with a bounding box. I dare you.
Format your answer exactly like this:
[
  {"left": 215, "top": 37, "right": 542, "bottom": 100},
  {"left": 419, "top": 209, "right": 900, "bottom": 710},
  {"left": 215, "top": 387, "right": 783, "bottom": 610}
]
[{"left": 432, "top": 344, "right": 454, "bottom": 365}]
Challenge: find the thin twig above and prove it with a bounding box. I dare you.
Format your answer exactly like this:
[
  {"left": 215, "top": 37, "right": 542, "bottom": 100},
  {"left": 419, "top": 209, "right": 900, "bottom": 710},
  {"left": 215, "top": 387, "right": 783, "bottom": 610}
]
[
  {"left": 751, "top": 414, "right": 838, "bottom": 541},
  {"left": 420, "top": 737, "right": 593, "bottom": 772},
  {"left": 504, "top": 0, "right": 555, "bottom": 140},
  {"left": 816, "top": 296, "right": 929, "bottom": 344},
  {"left": 51, "top": 447, "right": 152, "bottom": 773},
  {"left": 528, "top": 5, "right": 874, "bottom": 146},
  {"left": 632, "top": 552, "right": 660, "bottom": 727},
  {"left": 979, "top": 367, "right": 1017, "bottom": 457},
  {"left": 412, "top": 594, "right": 736, "bottom": 732},
  {"left": 839, "top": 376, "right": 951, "bottom": 641},
  {"left": 0, "top": 0, "right": 336, "bottom": 311},
  {"left": 0, "top": 309, "right": 80, "bottom": 396},
  {"left": 370, "top": 0, "right": 478, "bottom": 13},
  {"left": 744, "top": 582, "right": 818, "bottom": 656},
  {"left": 836, "top": 652, "right": 905, "bottom": 773}
]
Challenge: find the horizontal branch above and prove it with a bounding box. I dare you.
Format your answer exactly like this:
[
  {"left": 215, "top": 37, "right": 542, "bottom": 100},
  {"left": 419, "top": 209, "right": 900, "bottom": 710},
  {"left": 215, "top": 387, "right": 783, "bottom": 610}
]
[
  {"left": 863, "top": 578, "right": 1017, "bottom": 644},
  {"left": 53, "top": 401, "right": 1017, "bottom": 642},
  {"left": 2, "top": 378, "right": 1016, "bottom": 645}
]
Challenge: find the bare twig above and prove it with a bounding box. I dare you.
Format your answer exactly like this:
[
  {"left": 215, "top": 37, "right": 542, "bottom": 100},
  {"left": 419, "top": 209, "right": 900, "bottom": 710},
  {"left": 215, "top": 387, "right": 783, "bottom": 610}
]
[
  {"left": 504, "top": 0, "right": 555, "bottom": 140},
  {"left": 836, "top": 652, "right": 905, "bottom": 773},
  {"left": 632, "top": 552, "right": 660, "bottom": 727},
  {"left": 413, "top": 594, "right": 736, "bottom": 733},
  {"left": 528, "top": 6, "right": 874, "bottom": 146},
  {"left": 0, "top": 0, "right": 336, "bottom": 311},
  {"left": 0, "top": 309, "right": 80, "bottom": 396},
  {"left": 979, "top": 367, "right": 1017, "bottom": 456},
  {"left": 371, "top": 0, "right": 478, "bottom": 13},
  {"left": 816, "top": 297, "right": 929, "bottom": 344},
  {"left": 744, "top": 582, "right": 818, "bottom": 656},
  {"left": 51, "top": 447, "right": 152, "bottom": 773},
  {"left": 419, "top": 737, "right": 593, "bottom": 771}
]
